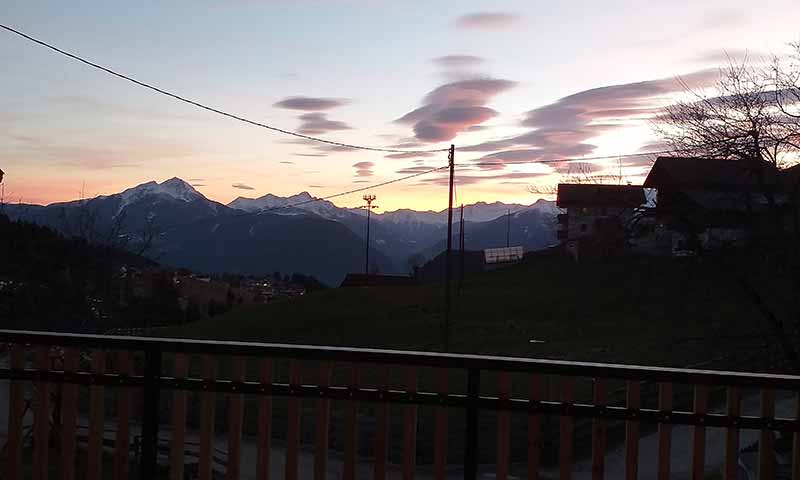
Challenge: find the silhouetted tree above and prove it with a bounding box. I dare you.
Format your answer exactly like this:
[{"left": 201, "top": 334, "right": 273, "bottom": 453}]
[{"left": 656, "top": 53, "right": 800, "bottom": 370}]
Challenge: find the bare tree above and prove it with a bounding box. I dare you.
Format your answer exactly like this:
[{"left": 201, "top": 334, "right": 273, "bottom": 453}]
[
  {"left": 656, "top": 55, "right": 800, "bottom": 371},
  {"left": 772, "top": 42, "right": 800, "bottom": 131},
  {"left": 528, "top": 162, "right": 611, "bottom": 195},
  {"left": 58, "top": 201, "right": 159, "bottom": 258},
  {"left": 658, "top": 57, "right": 800, "bottom": 168}
]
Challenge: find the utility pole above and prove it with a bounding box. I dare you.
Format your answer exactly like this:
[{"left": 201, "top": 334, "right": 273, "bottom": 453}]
[
  {"left": 444, "top": 144, "right": 455, "bottom": 352},
  {"left": 506, "top": 208, "right": 511, "bottom": 247},
  {"left": 360, "top": 194, "right": 378, "bottom": 284},
  {"left": 458, "top": 204, "right": 465, "bottom": 293},
  {"left": 0, "top": 168, "right": 5, "bottom": 209}
]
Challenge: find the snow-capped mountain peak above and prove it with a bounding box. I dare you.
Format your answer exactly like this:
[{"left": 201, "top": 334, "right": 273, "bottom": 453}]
[
  {"left": 228, "top": 191, "right": 343, "bottom": 217},
  {"left": 376, "top": 209, "right": 443, "bottom": 225},
  {"left": 118, "top": 178, "right": 205, "bottom": 211},
  {"left": 530, "top": 198, "right": 560, "bottom": 216},
  {"left": 230, "top": 193, "right": 304, "bottom": 212}
]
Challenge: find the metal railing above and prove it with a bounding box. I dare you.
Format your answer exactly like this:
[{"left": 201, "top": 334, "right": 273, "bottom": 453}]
[{"left": 1, "top": 329, "right": 800, "bottom": 480}]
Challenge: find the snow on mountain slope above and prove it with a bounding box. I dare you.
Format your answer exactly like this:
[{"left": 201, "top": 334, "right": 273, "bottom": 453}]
[
  {"left": 530, "top": 198, "right": 561, "bottom": 216},
  {"left": 376, "top": 209, "right": 443, "bottom": 225},
  {"left": 229, "top": 192, "right": 312, "bottom": 212},
  {"left": 228, "top": 192, "right": 360, "bottom": 220},
  {"left": 118, "top": 177, "right": 207, "bottom": 213},
  {"left": 230, "top": 191, "right": 558, "bottom": 226}
]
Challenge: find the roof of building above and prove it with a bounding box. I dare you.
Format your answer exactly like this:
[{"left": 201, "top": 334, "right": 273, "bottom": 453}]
[
  {"left": 339, "top": 273, "right": 418, "bottom": 288},
  {"left": 484, "top": 246, "right": 524, "bottom": 264},
  {"left": 783, "top": 163, "right": 800, "bottom": 191},
  {"left": 643, "top": 156, "right": 781, "bottom": 190},
  {"left": 556, "top": 183, "right": 645, "bottom": 208}
]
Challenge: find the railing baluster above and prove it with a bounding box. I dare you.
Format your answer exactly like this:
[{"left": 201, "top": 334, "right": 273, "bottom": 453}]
[
  {"left": 793, "top": 391, "right": 800, "bottom": 480},
  {"left": 226, "top": 356, "right": 246, "bottom": 480},
  {"left": 657, "top": 383, "right": 673, "bottom": 480},
  {"left": 373, "top": 366, "right": 390, "bottom": 480},
  {"left": 7, "top": 344, "right": 25, "bottom": 480},
  {"left": 87, "top": 350, "right": 106, "bottom": 480},
  {"left": 497, "top": 372, "right": 511, "bottom": 480},
  {"left": 170, "top": 354, "right": 189, "bottom": 480},
  {"left": 140, "top": 348, "right": 163, "bottom": 480},
  {"left": 692, "top": 385, "right": 709, "bottom": 480},
  {"left": 314, "top": 362, "right": 333, "bottom": 480},
  {"left": 403, "top": 367, "right": 419, "bottom": 480},
  {"left": 758, "top": 388, "right": 776, "bottom": 480},
  {"left": 285, "top": 360, "right": 301, "bottom": 480},
  {"left": 33, "top": 347, "right": 51, "bottom": 480},
  {"left": 257, "top": 359, "right": 274, "bottom": 480},
  {"left": 528, "top": 375, "right": 542, "bottom": 480},
  {"left": 725, "top": 386, "right": 741, "bottom": 480},
  {"left": 591, "top": 379, "right": 607, "bottom": 480},
  {"left": 465, "top": 368, "right": 480, "bottom": 480},
  {"left": 559, "top": 376, "right": 575, "bottom": 480},
  {"left": 625, "top": 381, "right": 640, "bottom": 480},
  {"left": 435, "top": 368, "right": 450, "bottom": 480},
  {"left": 114, "top": 351, "right": 133, "bottom": 480},
  {"left": 199, "top": 354, "right": 218, "bottom": 480},
  {"left": 60, "top": 347, "right": 79, "bottom": 480},
  {"left": 343, "top": 364, "right": 360, "bottom": 480}
]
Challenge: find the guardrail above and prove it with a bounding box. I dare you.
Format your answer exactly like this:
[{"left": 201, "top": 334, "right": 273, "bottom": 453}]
[{"left": 1, "top": 329, "right": 799, "bottom": 479}]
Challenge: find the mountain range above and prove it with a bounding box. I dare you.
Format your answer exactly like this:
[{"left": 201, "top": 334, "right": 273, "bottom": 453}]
[{"left": 2, "top": 178, "right": 559, "bottom": 285}]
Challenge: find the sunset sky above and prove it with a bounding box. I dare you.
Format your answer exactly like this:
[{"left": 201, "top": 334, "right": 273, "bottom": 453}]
[{"left": 2, "top": 0, "right": 800, "bottom": 211}]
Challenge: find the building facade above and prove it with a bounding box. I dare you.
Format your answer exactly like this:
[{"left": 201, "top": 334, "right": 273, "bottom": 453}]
[{"left": 556, "top": 183, "right": 646, "bottom": 259}]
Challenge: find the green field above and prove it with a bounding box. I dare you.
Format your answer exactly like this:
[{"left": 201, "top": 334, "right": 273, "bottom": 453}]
[{"left": 163, "top": 252, "right": 781, "bottom": 371}]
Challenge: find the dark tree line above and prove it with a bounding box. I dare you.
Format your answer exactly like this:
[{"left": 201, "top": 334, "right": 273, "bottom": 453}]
[{"left": 0, "top": 213, "right": 180, "bottom": 332}]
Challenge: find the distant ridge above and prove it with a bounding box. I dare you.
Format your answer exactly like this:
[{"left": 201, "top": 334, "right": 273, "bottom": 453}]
[{"left": 5, "top": 177, "right": 558, "bottom": 283}]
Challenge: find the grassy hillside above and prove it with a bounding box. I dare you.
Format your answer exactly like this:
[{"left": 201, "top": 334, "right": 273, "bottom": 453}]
[{"left": 162, "top": 251, "right": 781, "bottom": 370}]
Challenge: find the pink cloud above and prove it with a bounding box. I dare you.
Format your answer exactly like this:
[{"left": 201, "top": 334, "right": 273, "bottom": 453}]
[
  {"left": 692, "top": 48, "right": 770, "bottom": 65},
  {"left": 287, "top": 138, "right": 355, "bottom": 154},
  {"left": 273, "top": 96, "right": 349, "bottom": 111},
  {"left": 352, "top": 161, "right": 374, "bottom": 177},
  {"left": 432, "top": 55, "right": 485, "bottom": 67},
  {"left": 454, "top": 12, "right": 520, "bottom": 30},
  {"left": 385, "top": 151, "right": 435, "bottom": 160},
  {"left": 420, "top": 170, "right": 548, "bottom": 186},
  {"left": 396, "top": 166, "right": 438, "bottom": 174},
  {"left": 396, "top": 78, "right": 515, "bottom": 142},
  {"left": 461, "top": 69, "right": 720, "bottom": 168},
  {"left": 297, "top": 112, "right": 351, "bottom": 135}
]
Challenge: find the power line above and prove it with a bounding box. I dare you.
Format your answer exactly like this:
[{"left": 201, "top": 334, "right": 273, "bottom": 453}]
[
  {"left": 0, "top": 23, "right": 450, "bottom": 155},
  {"left": 260, "top": 165, "right": 449, "bottom": 212}
]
